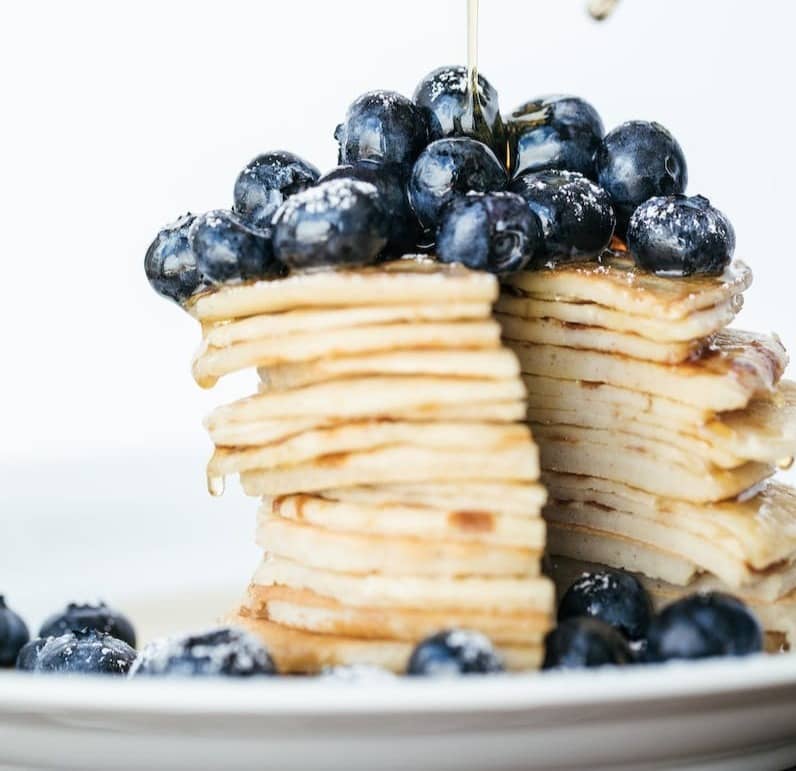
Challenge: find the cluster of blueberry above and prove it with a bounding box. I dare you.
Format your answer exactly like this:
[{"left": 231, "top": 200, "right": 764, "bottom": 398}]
[{"left": 145, "top": 67, "right": 736, "bottom": 306}]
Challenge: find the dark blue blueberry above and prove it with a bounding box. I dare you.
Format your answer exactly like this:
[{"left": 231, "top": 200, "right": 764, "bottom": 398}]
[
  {"left": 595, "top": 120, "right": 688, "bottom": 236},
  {"left": 509, "top": 169, "right": 615, "bottom": 263},
  {"left": 645, "top": 593, "right": 763, "bottom": 663},
  {"left": 334, "top": 91, "right": 429, "bottom": 175},
  {"left": 129, "top": 627, "right": 276, "bottom": 677},
  {"left": 272, "top": 179, "right": 389, "bottom": 270},
  {"left": 408, "top": 138, "right": 507, "bottom": 231},
  {"left": 15, "top": 637, "right": 47, "bottom": 671},
  {"left": 33, "top": 629, "right": 136, "bottom": 675},
  {"left": 558, "top": 570, "right": 653, "bottom": 641},
  {"left": 407, "top": 629, "right": 504, "bottom": 676},
  {"left": 189, "top": 210, "right": 283, "bottom": 284},
  {"left": 319, "top": 161, "right": 420, "bottom": 257},
  {"left": 0, "top": 596, "right": 30, "bottom": 667},
  {"left": 39, "top": 602, "right": 136, "bottom": 648},
  {"left": 627, "top": 195, "right": 735, "bottom": 277},
  {"left": 233, "top": 151, "right": 320, "bottom": 231},
  {"left": 144, "top": 213, "right": 205, "bottom": 304},
  {"left": 413, "top": 66, "right": 506, "bottom": 161},
  {"left": 543, "top": 618, "right": 633, "bottom": 670},
  {"left": 506, "top": 95, "right": 604, "bottom": 179},
  {"left": 437, "top": 192, "right": 543, "bottom": 274}
]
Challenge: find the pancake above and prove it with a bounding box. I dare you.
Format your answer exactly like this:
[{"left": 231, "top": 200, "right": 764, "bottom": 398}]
[
  {"left": 205, "top": 302, "right": 491, "bottom": 347},
  {"left": 247, "top": 585, "right": 551, "bottom": 645},
  {"left": 543, "top": 473, "right": 796, "bottom": 571},
  {"left": 252, "top": 555, "right": 555, "bottom": 613},
  {"left": 317, "top": 481, "right": 547, "bottom": 517},
  {"left": 240, "top": 443, "right": 538, "bottom": 496},
  {"left": 502, "top": 256, "right": 752, "bottom": 319},
  {"left": 498, "top": 314, "right": 700, "bottom": 364},
  {"left": 495, "top": 293, "right": 739, "bottom": 342},
  {"left": 191, "top": 258, "right": 498, "bottom": 322},
  {"left": 265, "top": 494, "right": 546, "bottom": 547},
  {"left": 259, "top": 348, "right": 521, "bottom": 391},
  {"left": 209, "top": 376, "right": 526, "bottom": 425},
  {"left": 194, "top": 319, "right": 501, "bottom": 387},
  {"left": 230, "top": 612, "right": 543, "bottom": 674},
  {"left": 509, "top": 329, "right": 788, "bottom": 411},
  {"left": 257, "top": 515, "right": 541, "bottom": 576},
  {"left": 209, "top": 421, "right": 536, "bottom": 476}
]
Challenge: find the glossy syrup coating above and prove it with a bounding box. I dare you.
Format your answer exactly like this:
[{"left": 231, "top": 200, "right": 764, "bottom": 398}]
[
  {"left": 334, "top": 90, "right": 429, "bottom": 175},
  {"left": 627, "top": 194, "right": 735, "bottom": 277},
  {"left": 437, "top": 191, "right": 543, "bottom": 274},
  {"left": 408, "top": 137, "right": 507, "bottom": 230},
  {"left": 130, "top": 628, "right": 276, "bottom": 677},
  {"left": 645, "top": 593, "right": 763, "bottom": 662},
  {"left": 506, "top": 95, "right": 604, "bottom": 179},
  {"left": 233, "top": 151, "right": 320, "bottom": 231},
  {"left": 509, "top": 169, "right": 615, "bottom": 263},
  {"left": 0, "top": 596, "right": 30, "bottom": 667},
  {"left": 413, "top": 65, "right": 506, "bottom": 162},
  {"left": 32, "top": 629, "right": 137, "bottom": 675},
  {"left": 188, "top": 210, "right": 283, "bottom": 284},
  {"left": 543, "top": 617, "right": 634, "bottom": 670},
  {"left": 595, "top": 120, "right": 688, "bottom": 236},
  {"left": 558, "top": 570, "right": 653, "bottom": 641},
  {"left": 407, "top": 629, "right": 504, "bottom": 676},
  {"left": 39, "top": 602, "right": 136, "bottom": 648},
  {"left": 144, "top": 213, "right": 204, "bottom": 304},
  {"left": 319, "top": 161, "right": 421, "bottom": 257},
  {"left": 272, "top": 178, "right": 389, "bottom": 269}
]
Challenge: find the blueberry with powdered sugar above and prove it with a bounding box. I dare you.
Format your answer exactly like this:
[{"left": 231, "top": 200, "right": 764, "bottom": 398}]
[
  {"left": 558, "top": 570, "right": 652, "bottom": 641},
  {"left": 144, "top": 213, "right": 206, "bottom": 304},
  {"left": 30, "top": 629, "right": 136, "bottom": 675},
  {"left": 233, "top": 151, "right": 320, "bottom": 232},
  {"left": 407, "top": 629, "right": 504, "bottom": 676},
  {"left": 335, "top": 91, "right": 429, "bottom": 176},
  {"left": 627, "top": 194, "right": 735, "bottom": 277},
  {"left": 543, "top": 618, "right": 633, "bottom": 670},
  {"left": 129, "top": 627, "right": 276, "bottom": 677},
  {"left": 595, "top": 120, "right": 688, "bottom": 237},
  {"left": 39, "top": 602, "right": 136, "bottom": 648},
  {"left": 509, "top": 169, "right": 615, "bottom": 263},
  {"left": 272, "top": 178, "right": 390, "bottom": 269},
  {"left": 15, "top": 637, "right": 47, "bottom": 671}
]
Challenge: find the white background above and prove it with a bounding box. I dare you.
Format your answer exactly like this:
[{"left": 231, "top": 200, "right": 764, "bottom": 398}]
[{"left": 1, "top": 0, "right": 794, "bottom": 622}]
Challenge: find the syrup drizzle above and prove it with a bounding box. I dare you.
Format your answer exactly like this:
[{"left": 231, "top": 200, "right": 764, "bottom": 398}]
[{"left": 587, "top": 0, "right": 620, "bottom": 21}]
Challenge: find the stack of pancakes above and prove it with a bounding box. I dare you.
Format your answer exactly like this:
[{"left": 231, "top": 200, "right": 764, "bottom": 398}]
[
  {"left": 497, "top": 254, "right": 796, "bottom": 649},
  {"left": 188, "top": 259, "right": 554, "bottom": 673}
]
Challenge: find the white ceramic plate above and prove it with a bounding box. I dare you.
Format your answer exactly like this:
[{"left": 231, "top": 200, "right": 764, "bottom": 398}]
[{"left": 3, "top": 455, "right": 796, "bottom": 771}]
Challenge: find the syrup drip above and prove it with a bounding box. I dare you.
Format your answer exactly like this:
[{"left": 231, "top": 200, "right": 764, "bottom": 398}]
[
  {"left": 777, "top": 456, "right": 795, "bottom": 472},
  {"left": 587, "top": 0, "right": 620, "bottom": 21},
  {"left": 207, "top": 473, "right": 226, "bottom": 497}
]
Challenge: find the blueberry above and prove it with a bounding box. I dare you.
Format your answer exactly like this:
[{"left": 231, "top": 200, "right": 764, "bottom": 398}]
[
  {"left": 509, "top": 169, "right": 615, "bottom": 263},
  {"left": 129, "top": 627, "right": 276, "bottom": 677},
  {"left": 413, "top": 66, "right": 506, "bottom": 161},
  {"left": 33, "top": 629, "right": 136, "bottom": 675},
  {"left": 595, "top": 120, "right": 688, "bottom": 236},
  {"left": 335, "top": 91, "right": 429, "bottom": 175},
  {"left": 543, "top": 618, "right": 633, "bottom": 670},
  {"left": 407, "top": 629, "right": 504, "bottom": 676},
  {"left": 189, "top": 210, "right": 283, "bottom": 284},
  {"left": 627, "top": 194, "right": 735, "bottom": 277},
  {"left": 233, "top": 151, "right": 320, "bottom": 231},
  {"left": 0, "top": 596, "right": 30, "bottom": 667},
  {"left": 646, "top": 593, "right": 763, "bottom": 663},
  {"left": 408, "top": 138, "right": 507, "bottom": 231},
  {"left": 144, "top": 213, "right": 205, "bottom": 304},
  {"left": 39, "top": 602, "right": 136, "bottom": 648},
  {"left": 15, "top": 638, "right": 47, "bottom": 671},
  {"left": 437, "top": 191, "right": 543, "bottom": 274},
  {"left": 319, "top": 161, "right": 420, "bottom": 257},
  {"left": 506, "top": 95, "right": 604, "bottom": 179},
  {"left": 558, "top": 570, "right": 653, "bottom": 641},
  {"left": 272, "top": 178, "right": 389, "bottom": 270}
]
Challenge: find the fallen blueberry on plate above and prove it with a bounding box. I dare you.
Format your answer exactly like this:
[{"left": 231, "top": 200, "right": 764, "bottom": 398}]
[
  {"left": 0, "top": 596, "right": 30, "bottom": 668},
  {"left": 407, "top": 629, "right": 504, "bottom": 676},
  {"left": 543, "top": 617, "right": 634, "bottom": 670},
  {"left": 39, "top": 602, "right": 137, "bottom": 648},
  {"left": 32, "top": 629, "right": 136, "bottom": 675}
]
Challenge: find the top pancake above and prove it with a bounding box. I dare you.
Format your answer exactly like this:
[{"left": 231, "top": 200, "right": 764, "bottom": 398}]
[
  {"left": 503, "top": 255, "right": 752, "bottom": 320},
  {"left": 190, "top": 258, "right": 497, "bottom": 322}
]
